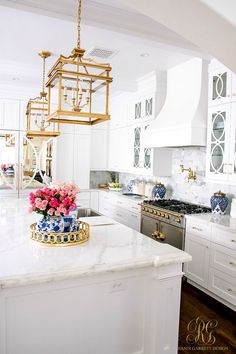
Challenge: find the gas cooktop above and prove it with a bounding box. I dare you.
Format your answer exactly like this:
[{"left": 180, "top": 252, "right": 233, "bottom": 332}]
[{"left": 143, "top": 199, "right": 211, "bottom": 215}]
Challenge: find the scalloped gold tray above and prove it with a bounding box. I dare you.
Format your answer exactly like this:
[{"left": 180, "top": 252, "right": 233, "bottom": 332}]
[{"left": 30, "top": 221, "right": 89, "bottom": 247}]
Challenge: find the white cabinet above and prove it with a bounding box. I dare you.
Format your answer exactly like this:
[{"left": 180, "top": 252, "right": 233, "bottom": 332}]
[
  {"left": 53, "top": 133, "right": 74, "bottom": 182},
  {"left": 129, "top": 92, "right": 155, "bottom": 124},
  {"left": 208, "top": 61, "right": 236, "bottom": 107},
  {"left": 185, "top": 217, "right": 236, "bottom": 309},
  {"left": 206, "top": 102, "right": 236, "bottom": 182},
  {"left": 98, "top": 191, "right": 141, "bottom": 231},
  {"left": 108, "top": 127, "right": 129, "bottom": 172},
  {"left": 90, "top": 191, "right": 99, "bottom": 211},
  {"left": 206, "top": 61, "right": 236, "bottom": 183},
  {"left": 128, "top": 212, "right": 141, "bottom": 231},
  {"left": 53, "top": 132, "right": 91, "bottom": 189},
  {"left": 78, "top": 191, "right": 91, "bottom": 208},
  {"left": 90, "top": 128, "right": 108, "bottom": 170},
  {"left": 109, "top": 92, "right": 129, "bottom": 129},
  {"left": 0, "top": 99, "right": 20, "bottom": 130},
  {"left": 74, "top": 133, "right": 90, "bottom": 189},
  {"left": 130, "top": 123, "right": 172, "bottom": 176},
  {"left": 208, "top": 268, "right": 236, "bottom": 307},
  {"left": 184, "top": 233, "right": 210, "bottom": 288}
]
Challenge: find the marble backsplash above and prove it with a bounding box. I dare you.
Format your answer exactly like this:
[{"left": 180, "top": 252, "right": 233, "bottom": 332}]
[{"left": 119, "top": 147, "right": 236, "bottom": 212}]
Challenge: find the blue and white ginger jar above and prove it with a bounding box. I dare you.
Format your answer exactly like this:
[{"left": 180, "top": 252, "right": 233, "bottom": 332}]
[
  {"left": 127, "top": 180, "right": 135, "bottom": 193},
  {"left": 37, "top": 216, "right": 64, "bottom": 232},
  {"left": 210, "top": 191, "right": 228, "bottom": 215},
  {"left": 152, "top": 183, "right": 166, "bottom": 200}
]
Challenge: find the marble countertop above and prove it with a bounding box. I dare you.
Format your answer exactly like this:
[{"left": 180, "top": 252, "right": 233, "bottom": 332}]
[
  {"left": 186, "top": 213, "right": 236, "bottom": 232},
  {"left": 0, "top": 198, "right": 191, "bottom": 289}
]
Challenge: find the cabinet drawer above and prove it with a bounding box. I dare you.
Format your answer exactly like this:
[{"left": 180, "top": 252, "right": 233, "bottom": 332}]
[
  {"left": 115, "top": 198, "right": 127, "bottom": 208},
  {"left": 208, "top": 268, "right": 236, "bottom": 306},
  {"left": 128, "top": 212, "right": 141, "bottom": 232},
  {"left": 186, "top": 220, "right": 211, "bottom": 240},
  {"left": 210, "top": 243, "right": 236, "bottom": 278},
  {"left": 99, "top": 203, "right": 115, "bottom": 218},
  {"left": 212, "top": 227, "right": 236, "bottom": 250},
  {"left": 79, "top": 191, "right": 90, "bottom": 200},
  {"left": 127, "top": 203, "right": 141, "bottom": 213},
  {"left": 114, "top": 207, "right": 128, "bottom": 226},
  {"left": 77, "top": 199, "right": 90, "bottom": 208}
]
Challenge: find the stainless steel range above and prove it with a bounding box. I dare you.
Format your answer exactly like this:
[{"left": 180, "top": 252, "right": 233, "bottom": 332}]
[{"left": 141, "top": 199, "right": 211, "bottom": 250}]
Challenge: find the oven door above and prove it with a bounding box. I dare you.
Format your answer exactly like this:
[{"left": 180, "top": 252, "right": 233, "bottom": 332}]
[{"left": 141, "top": 215, "right": 184, "bottom": 250}]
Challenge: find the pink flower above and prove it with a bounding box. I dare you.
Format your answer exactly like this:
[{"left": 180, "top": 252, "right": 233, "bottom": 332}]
[
  {"left": 48, "top": 208, "right": 55, "bottom": 216},
  {"left": 69, "top": 203, "right": 76, "bottom": 211},
  {"left": 49, "top": 197, "right": 59, "bottom": 208},
  {"left": 55, "top": 208, "right": 61, "bottom": 216}
]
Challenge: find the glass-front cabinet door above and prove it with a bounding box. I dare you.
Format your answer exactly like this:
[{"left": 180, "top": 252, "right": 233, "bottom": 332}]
[
  {"left": 206, "top": 105, "right": 231, "bottom": 181},
  {"left": 19, "top": 135, "right": 54, "bottom": 193},
  {"left": 132, "top": 124, "right": 153, "bottom": 174},
  {"left": 228, "top": 102, "right": 236, "bottom": 181},
  {"left": 133, "top": 126, "right": 141, "bottom": 168},
  {"left": 0, "top": 131, "right": 55, "bottom": 196},
  {"left": 209, "top": 68, "right": 232, "bottom": 106}
]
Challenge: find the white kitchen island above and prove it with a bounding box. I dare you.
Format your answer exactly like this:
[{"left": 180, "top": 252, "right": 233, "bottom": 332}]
[{"left": 0, "top": 198, "right": 191, "bottom": 354}]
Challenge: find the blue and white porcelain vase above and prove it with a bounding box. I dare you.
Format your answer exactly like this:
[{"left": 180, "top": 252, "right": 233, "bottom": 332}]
[
  {"left": 37, "top": 216, "right": 64, "bottom": 232},
  {"left": 210, "top": 191, "right": 228, "bottom": 214},
  {"left": 63, "top": 216, "right": 77, "bottom": 232},
  {"left": 152, "top": 183, "right": 166, "bottom": 200},
  {"left": 127, "top": 180, "right": 135, "bottom": 193}
]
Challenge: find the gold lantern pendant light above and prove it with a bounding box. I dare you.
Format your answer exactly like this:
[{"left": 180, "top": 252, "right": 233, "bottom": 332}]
[
  {"left": 26, "top": 51, "right": 60, "bottom": 138},
  {"left": 46, "top": 0, "right": 113, "bottom": 126}
]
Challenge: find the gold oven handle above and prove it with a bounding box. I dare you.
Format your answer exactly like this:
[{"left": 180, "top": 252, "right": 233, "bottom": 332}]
[
  {"left": 156, "top": 232, "right": 166, "bottom": 241},
  {"left": 151, "top": 231, "right": 166, "bottom": 241},
  {"left": 151, "top": 231, "right": 159, "bottom": 239}
]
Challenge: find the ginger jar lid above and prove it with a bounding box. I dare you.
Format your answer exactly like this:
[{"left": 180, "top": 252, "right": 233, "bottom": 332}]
[{"left": 213, "top": 190, "right": 225, "bottom": 197}]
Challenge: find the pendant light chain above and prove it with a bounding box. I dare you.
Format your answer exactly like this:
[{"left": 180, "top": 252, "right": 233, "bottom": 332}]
[
  {"left": 42, "top": 56, "right": 46, "bottom": 94},
  {"left": 77, "top": 0, "right": 82, "bottom": 49}
]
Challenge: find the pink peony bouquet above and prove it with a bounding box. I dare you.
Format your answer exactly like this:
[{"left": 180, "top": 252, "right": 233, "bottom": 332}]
[{"left": 29, "top": 182, "right": 79, "bottom": 218}]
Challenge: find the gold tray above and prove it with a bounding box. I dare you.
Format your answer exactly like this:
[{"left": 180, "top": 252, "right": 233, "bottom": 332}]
[{"left": 30, "top": 221, "right": 89, "bottom": 247}]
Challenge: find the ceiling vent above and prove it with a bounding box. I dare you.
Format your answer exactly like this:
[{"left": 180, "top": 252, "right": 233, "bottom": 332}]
[{"left": 86, "top": 47, "right": 118, "bottom": 59}]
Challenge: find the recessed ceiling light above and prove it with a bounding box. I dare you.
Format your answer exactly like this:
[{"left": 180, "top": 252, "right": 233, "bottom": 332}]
[{"left": 140, "top": 53, "right": 150, "bottom": 58}]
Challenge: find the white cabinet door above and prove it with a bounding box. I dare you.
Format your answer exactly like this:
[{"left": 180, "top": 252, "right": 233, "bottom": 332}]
[
  {"left": 73, "top": 134, "right": 90, "bottom": 189},
  {"left": 53, "top": 133, "right": 74, "bottom": 183},
  {"left": 184, "top": 233, "right": 210, "bottom": 288},
  {"left": 128, "top": 212, "right": 141, "bottom": 231},
  {"left": 90, "top": 191, "right": 99, "bottom": 211},
  {"left": 91, "top": 129, "right": 108, "bottom": 170},
  {"left": 0, "top": 99, "right": 20, "bottom": 130},
  {"left": 108, "top": 127, "right": 128, "bottom": 171},
  {"left": 109, "top": 92, "right": 129, "bottom": 129}
]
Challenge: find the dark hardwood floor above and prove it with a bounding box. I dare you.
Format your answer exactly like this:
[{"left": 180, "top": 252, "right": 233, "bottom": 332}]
[{"left": 178, "top": 281, "right": 236, "bottom": 354}]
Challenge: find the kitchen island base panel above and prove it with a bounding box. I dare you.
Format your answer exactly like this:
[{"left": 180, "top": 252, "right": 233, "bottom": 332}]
[{"left": 0, "top": 265, "right": 183, "bottom": 354}]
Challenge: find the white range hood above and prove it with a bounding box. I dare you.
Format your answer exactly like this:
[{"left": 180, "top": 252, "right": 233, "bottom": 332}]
[{"left": 143, "top": 58, "right": 208, "bottom": 147}]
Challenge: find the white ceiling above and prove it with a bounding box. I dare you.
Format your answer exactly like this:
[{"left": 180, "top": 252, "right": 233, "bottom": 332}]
[{"left": 0, "top": 1, "right": 206, "bottom": 98}]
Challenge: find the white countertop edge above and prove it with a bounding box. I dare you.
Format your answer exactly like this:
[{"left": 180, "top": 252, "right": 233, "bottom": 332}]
[{"left": 0, "top": 253, "right": 191, "bottom": 289}]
